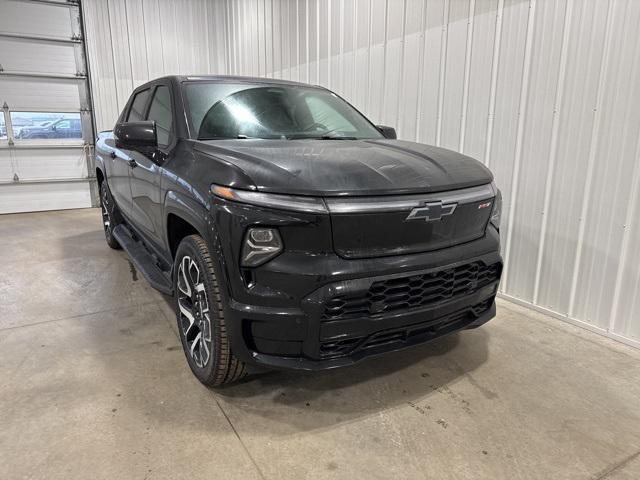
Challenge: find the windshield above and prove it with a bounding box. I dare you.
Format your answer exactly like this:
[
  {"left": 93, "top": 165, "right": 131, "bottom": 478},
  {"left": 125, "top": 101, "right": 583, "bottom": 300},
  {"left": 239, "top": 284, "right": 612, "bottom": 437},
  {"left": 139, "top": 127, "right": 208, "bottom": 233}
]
[{"left": 184, "top": 82, "right": 383, "bottom": 140}]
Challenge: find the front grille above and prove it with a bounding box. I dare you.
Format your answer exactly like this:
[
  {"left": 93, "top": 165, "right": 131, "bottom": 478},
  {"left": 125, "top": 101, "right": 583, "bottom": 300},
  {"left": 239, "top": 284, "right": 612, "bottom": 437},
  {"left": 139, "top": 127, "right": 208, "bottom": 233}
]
[
  {"left": 322, "top": 261, "right": 501, "bottom": 321},
  {"left": 319, "top": 297, "right": 494, "bottom": 358}
]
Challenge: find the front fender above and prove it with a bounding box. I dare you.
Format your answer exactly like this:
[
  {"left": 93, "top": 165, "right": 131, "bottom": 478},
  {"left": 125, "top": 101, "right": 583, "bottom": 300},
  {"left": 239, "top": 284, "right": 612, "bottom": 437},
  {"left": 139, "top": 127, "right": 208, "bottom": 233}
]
[
  {"left": 95, "top": 132, "right": 114, "bottom": 181},
  {"left": 164, "top": 190, "right": 210, "bottom": 241},
  {"left": 164, "top": 189, "right": 236, "bottom": 309}
]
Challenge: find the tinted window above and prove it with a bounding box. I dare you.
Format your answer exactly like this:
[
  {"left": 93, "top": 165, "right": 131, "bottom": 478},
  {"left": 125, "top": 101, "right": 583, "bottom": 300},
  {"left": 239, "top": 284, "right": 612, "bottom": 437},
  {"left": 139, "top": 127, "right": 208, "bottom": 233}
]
[
  {"left": 147, "top": 86, "right": 172, "bottom": 147},
  {"left": 185, "top": 83, "right": 247, "bottom": 138},
  {"left": 305, "top": 96, "right": 356, "bottom": 133},
  {"left": 185, "top": 83, "right": 382, "bottom": 140},
  {"left": 127, "top": 89, "right": 150, "bottom": 122}
]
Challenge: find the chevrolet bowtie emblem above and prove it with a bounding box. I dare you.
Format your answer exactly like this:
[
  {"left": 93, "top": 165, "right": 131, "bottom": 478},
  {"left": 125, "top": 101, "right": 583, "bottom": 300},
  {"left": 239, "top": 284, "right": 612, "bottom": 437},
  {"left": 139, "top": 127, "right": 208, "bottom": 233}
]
[{"left": 405, "top": 201, "right": 457, "bottom": 222}]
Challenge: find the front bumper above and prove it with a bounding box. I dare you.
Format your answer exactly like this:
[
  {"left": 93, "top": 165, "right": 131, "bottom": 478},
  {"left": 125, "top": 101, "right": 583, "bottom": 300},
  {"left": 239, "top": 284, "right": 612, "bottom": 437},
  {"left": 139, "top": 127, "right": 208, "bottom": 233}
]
[
  {"left": 222, "top": 241, "right": 502, "bottom": 370},
  {"left": 232, "top": 287, "right": 497, "bottom": 371},
  {"left": 209, "top": 198, "right": 502, "bottom": 370}
]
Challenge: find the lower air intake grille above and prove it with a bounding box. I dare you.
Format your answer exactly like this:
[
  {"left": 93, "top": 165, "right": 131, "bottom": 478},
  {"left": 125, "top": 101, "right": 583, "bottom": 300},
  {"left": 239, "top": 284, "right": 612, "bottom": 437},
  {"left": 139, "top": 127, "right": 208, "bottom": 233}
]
[
  {"left": 319, "top": 298, "right": 494, "bottom": 359},
  {"left": 322, "top": 261, "right": 501, "bottom": 321}
]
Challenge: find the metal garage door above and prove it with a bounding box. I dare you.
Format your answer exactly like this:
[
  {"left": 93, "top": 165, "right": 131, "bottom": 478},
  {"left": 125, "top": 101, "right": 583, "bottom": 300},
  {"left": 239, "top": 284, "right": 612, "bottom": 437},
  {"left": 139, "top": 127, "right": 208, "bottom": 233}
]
[{"left": 0, "top": 0, "right": 96, "bottom": 214}]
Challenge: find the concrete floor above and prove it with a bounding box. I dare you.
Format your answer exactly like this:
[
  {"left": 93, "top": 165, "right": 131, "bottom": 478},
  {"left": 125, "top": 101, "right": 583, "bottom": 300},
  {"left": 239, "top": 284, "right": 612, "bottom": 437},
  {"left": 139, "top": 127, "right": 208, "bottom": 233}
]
[{"left": 1, "top": 208, "right": 640, "bottom": 480}]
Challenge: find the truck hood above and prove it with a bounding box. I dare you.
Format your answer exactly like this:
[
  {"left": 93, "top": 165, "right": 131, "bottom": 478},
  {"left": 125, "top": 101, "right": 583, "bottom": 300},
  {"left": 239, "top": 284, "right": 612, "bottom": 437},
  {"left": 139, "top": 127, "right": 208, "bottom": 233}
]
[{"left": 194, "top": 138, "right": 493, "bottom": 196}]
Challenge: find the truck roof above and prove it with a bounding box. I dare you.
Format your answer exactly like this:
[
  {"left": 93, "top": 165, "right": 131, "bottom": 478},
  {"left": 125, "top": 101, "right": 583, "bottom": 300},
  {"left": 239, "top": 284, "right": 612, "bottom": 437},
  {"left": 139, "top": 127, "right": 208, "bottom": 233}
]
[{"left": 152, "top": 74, "right": 320, "bottom": 89}]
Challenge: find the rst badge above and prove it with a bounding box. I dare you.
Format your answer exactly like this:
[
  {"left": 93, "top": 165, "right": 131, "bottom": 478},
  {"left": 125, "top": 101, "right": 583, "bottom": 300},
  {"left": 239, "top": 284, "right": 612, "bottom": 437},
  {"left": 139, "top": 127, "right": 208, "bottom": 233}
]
[{"left": 405, "top": 201, "right": 457, "bottom": 222}]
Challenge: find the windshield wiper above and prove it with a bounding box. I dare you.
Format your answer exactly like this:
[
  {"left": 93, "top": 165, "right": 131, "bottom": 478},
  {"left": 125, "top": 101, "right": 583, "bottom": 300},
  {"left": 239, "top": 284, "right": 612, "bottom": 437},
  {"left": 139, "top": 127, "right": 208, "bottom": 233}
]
[
  {"left": 287, "top": 127, "right": 358, "bottom": 140},
  {"left": 287, "top": 134, "right": 358, "bottom": 140},
  {"left": 317, "top": 135, "right": 358, "bottom": 140},
  {"left": 316, "top": 128, "right": 357, "bottom": 140},
  {"left": 198, "top": 135, "right": 254, "bottom": 140}
]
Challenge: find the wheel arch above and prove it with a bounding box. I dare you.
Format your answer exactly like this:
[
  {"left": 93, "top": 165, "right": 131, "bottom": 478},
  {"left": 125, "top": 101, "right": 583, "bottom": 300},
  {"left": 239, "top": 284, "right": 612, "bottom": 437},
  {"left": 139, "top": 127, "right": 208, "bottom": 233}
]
[
  {"left": 95, "top": 166, "right": 105, "bottom": 186},
  {"left": 164, "top": 190, "right": 210, "bottom": 260}
]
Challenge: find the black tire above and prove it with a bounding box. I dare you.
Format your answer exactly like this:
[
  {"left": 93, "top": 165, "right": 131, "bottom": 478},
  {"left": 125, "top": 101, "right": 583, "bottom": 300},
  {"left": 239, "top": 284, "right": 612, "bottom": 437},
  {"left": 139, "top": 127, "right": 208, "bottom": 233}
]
[
  {"left": 99, "top": 181, "right": 122, "bottom": 250},
  {"left": 174, "top": 235, "right": 247, "bottom": 387}
]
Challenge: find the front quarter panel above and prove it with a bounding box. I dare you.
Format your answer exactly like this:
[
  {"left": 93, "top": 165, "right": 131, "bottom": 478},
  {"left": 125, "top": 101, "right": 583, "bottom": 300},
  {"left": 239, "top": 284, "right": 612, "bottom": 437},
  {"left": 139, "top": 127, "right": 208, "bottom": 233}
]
[
  {"left": 163, "top": 188, "right": 210, "bottom": 241},
  {"left": 160, "top": 141, "right": 212, "bottom": 247},
  {"left": 95, "top": 132, "right": 112, "bottom": 178},
  {"left": 159, "top": 142, "right": 245, "bottom": 281},
  {"left": 159, "top": 139, "right": 260, "bottom": 236}
]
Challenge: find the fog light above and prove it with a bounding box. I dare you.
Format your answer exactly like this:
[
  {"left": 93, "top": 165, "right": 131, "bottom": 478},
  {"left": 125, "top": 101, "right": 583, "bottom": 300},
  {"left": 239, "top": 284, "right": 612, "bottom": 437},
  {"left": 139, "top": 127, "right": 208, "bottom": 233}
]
[{"left": 241, "top": 228, "right": 283, "bottom": 267}]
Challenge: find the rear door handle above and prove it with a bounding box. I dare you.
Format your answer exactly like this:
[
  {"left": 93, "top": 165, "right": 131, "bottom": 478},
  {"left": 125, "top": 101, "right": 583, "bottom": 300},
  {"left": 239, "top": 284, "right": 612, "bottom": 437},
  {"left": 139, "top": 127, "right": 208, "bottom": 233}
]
[
  {"left": 128, "top": 159, "right": 137, "bottom": 168},
  {"left": 110, "top": 151, "right": 116, "bottom": 159}
]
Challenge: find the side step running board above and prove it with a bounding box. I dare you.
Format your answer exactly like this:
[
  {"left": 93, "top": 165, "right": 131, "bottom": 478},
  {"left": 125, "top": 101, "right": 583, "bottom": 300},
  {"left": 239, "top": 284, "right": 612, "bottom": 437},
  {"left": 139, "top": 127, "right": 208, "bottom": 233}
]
[{"left": 112, "top": 224, "right": 173, "bottom": 295}]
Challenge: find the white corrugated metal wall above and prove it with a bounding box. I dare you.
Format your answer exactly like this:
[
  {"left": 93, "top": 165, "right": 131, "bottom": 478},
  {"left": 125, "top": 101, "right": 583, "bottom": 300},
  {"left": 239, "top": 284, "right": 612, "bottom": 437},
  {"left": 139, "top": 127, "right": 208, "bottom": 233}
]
[
  {"left": 80, "top": 0, "right": 640, "bottom": 348},
  {"left": 81, "top": 0, "right": 228, "bottom": 132}
]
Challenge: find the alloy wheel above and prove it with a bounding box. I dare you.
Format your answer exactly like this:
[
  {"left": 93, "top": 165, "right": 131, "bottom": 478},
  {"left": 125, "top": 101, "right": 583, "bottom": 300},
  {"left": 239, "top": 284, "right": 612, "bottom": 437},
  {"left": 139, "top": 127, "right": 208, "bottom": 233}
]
[
  {"left": 101, "top": 185, "right": 111, "bottom": 231},
  {"left": 177, "top": 255, "right": 212, "bottom": 368}
]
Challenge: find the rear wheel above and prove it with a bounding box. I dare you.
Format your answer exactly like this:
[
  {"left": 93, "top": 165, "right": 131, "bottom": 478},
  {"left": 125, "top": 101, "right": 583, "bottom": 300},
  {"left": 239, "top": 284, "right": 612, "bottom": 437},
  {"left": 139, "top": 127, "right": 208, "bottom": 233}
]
[
  {"left": 99, "top": 181, "right": 122, "bottom": 250},
  {"left": 174, "top": 235, "right": 247, "bottom": 386}
]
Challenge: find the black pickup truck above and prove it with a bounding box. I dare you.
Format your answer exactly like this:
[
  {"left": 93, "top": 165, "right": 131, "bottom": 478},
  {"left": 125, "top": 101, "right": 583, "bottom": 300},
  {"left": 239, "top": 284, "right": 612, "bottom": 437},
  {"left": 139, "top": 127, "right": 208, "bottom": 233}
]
[{"left": 95, "top": 75, "right": 503, "bottom": 386}]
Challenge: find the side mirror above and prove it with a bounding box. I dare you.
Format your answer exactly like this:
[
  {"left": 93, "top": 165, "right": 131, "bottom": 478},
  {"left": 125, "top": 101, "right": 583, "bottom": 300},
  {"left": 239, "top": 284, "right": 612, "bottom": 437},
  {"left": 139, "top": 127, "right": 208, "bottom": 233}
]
[
  {"left": 376, "top": 125, "right": 397, "bottom": 139},
  {"left": 115, "top": 121, "right": 157, "bottom": 149}
]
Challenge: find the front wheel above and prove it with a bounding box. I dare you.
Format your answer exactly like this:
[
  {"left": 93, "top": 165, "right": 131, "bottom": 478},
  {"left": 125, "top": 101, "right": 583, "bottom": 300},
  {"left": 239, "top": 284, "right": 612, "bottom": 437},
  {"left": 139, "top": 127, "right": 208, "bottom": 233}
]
[{"left": 174, "top": 235, "right": 247, "bottom": 386}]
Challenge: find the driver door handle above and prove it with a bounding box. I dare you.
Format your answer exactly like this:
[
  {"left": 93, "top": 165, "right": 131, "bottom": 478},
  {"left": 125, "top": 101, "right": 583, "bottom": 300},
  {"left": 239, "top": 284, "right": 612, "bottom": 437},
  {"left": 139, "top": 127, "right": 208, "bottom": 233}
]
[{"left": 127, "top": 159, "right": 137, "bottom": 168}]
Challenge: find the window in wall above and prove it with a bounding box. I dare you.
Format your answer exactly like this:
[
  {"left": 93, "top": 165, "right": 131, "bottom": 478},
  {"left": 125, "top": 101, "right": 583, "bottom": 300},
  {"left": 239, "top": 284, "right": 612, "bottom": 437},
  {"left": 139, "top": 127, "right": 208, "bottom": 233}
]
[
  {"left": 147, "top": 86, "right": 172, "bottom": 147},
  {"left": 10, "top": 112, "right": 82, "bottom": 140},
  {"left": 0, "top": 114, "right": 6, "bottom": 140}
]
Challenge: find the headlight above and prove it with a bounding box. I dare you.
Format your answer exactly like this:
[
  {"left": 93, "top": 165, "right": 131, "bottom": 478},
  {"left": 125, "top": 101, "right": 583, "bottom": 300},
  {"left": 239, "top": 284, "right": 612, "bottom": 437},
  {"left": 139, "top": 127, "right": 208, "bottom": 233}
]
[
  {"left": 241, "top": 227, "right": 283, "bottom": 267},
  {"left": 211, "top": 185, "right": 328, "bottom": 213},
  {"left": 490, "top": 186, "right": 502, "bottom": 230}
]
